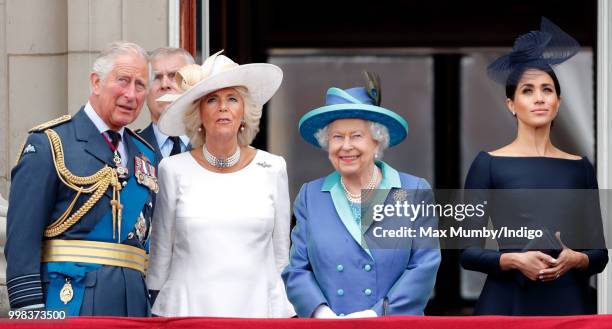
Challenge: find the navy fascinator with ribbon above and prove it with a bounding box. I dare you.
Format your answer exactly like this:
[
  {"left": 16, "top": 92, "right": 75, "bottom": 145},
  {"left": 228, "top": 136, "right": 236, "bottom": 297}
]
[{"left": 487, "top": 17, "right": 580, "bottom": 85}]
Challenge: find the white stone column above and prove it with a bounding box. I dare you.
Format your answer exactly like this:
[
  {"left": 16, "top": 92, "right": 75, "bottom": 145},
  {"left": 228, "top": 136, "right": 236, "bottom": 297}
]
[{"left": 597, "top": 0, "right": 612, "bottom": 315}]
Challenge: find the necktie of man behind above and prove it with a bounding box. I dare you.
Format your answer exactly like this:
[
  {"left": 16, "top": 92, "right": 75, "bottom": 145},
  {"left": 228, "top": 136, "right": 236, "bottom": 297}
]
[{"left": 169, "top": 136, "right": 182, "bottom": 156}]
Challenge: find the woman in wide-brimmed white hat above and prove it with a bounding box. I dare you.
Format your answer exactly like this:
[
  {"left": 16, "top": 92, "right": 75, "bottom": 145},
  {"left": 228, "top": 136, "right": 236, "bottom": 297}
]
[{"left": 146, "top": 50, "right": 295, "bottom": 317}]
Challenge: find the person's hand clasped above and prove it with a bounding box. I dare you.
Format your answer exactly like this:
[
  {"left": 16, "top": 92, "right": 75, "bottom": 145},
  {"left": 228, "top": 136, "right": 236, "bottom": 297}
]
[
  {"left": 538, "top": 232, "right": 589, "bottom": 282},
  {"left": 313, "top": 305, "right": 377, "bottom": 319},
  {"left": 313, "top": 305, "right": 338, "bottom": 319},
  {"left": 343, "top": 309, "right": 378, "bottom": 318},
  {"left": 502, "top": 232, "right": 590, "bottom": 282},
  {"left": 512, "top": 251, "right": 557, "bottom": 281}
]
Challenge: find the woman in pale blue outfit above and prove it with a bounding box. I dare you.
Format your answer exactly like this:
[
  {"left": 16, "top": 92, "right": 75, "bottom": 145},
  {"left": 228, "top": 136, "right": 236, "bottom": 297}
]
[{"left": 282, "top": 76, "right": 440, "bottom": 318}]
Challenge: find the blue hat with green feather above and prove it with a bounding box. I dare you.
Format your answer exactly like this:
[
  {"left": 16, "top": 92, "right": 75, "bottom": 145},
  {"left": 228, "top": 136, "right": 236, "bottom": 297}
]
[{"left": 298, "top": 72, "right": 409, "bottom": 148}]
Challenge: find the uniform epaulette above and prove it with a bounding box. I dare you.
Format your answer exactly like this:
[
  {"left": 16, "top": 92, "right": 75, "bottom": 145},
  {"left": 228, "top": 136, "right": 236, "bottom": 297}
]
[
  {"left": 29, "top": 115, "right": 72, "bottom": 133},
  {"left": 126, "top": 128, "right": 154, "bottom": 151}
]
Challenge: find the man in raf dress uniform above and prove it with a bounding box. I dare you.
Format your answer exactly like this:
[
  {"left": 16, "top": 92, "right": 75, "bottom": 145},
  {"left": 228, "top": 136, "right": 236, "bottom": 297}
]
[{"left": 5, "top": 41, "right": 157, "bottom": 316}]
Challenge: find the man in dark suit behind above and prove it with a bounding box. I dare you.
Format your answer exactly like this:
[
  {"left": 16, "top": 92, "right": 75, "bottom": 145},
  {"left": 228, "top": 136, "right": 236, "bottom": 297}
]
[
  {"left": 139, "top": 47, "right": 194, "bottom": 165},
  {"left": 138, "top": 48, "right": 194, "bottom": 308}
]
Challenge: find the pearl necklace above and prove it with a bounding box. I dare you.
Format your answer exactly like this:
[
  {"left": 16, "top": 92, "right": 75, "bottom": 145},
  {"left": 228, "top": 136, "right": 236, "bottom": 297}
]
[
  {"left": 203, "top": 144, "right": 241, "bottom": 168},
  {"left": 341, "top": 167, "right": 379, "bottom": 203}
]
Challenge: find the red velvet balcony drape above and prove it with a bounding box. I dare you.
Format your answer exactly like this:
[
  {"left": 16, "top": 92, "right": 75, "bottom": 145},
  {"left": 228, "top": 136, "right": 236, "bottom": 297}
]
[{"left": 2, "top": 315, "right": 612, "bottom": 329}]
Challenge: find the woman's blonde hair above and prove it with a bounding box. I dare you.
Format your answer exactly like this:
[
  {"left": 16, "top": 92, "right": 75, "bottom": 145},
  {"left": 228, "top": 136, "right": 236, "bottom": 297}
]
[{"left": 183, "top": 86, "right": 262, "bottom": 148}]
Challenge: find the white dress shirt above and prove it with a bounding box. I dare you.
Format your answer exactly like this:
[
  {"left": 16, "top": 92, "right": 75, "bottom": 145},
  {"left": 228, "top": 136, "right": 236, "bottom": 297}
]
[
  {"left": 152, "top": 123, "right": 189, "bottom": 158},
  {"left": 84, "top": 102, "right": 128, "bottom": 167}
]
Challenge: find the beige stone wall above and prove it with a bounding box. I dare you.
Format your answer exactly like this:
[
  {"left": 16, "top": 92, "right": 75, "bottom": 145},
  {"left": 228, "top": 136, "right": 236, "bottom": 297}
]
[
  {"left": 0, "top": 193, "right": 7, "bottom": 313},
  {"left": 1, "top": 0, "right": 169, "bottom": 198},
  {"left": 0, "top": 1, "right": 6, "bottom": 314},
  {"left": 0, "top": 0, "right": 7, "bottom": 198},
  {"left": 66, "top": 0, "right": 168, "bottom": 123},
  {"left": 5, "top": 0, "right": 68, "bottom": 199},
  {"left": 0, "top": 0, "right": 170, "bottom": 312}
]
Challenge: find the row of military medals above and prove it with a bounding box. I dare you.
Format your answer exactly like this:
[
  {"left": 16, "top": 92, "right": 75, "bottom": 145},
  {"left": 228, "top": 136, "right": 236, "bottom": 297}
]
[{"left": 60, "top": 137, "right": 129, "bottom": 305}]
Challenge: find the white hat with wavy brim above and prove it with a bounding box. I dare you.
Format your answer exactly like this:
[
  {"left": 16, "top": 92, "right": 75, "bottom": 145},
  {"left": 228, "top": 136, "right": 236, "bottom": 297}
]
[{"left": 157, "top": 50, "right": 283, "bottom": 136}]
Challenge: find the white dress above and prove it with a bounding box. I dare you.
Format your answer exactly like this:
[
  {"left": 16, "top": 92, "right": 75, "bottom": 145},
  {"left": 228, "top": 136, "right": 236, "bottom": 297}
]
[{"left": 147, "top": 149, "right": 295, "bottom": 317}]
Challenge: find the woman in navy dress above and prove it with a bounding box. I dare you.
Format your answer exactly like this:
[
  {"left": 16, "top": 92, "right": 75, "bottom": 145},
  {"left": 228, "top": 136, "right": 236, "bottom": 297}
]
[{"left": 460, "top": 18, "right": 608, "bottom": 315}]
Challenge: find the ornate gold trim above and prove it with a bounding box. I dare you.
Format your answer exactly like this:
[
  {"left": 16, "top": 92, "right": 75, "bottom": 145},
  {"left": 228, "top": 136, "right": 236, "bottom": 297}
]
[
  {"left": 29, "top": 115, "right": 72, "bottom": 133},
  {"left": 43, "top": 129, "right": 123, "bottom": 239}
]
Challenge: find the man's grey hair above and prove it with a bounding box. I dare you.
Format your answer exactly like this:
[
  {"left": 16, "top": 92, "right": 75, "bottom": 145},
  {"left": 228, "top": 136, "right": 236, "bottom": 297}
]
[
  {"left": 148, "top": 47, "right": 196, "bottom": 83},
  {"left": 92, "top": 41, "right": 148, "bottom": 82},
  {"left": 314, "top": 120, "right": 391, "bottom": 159}
]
